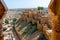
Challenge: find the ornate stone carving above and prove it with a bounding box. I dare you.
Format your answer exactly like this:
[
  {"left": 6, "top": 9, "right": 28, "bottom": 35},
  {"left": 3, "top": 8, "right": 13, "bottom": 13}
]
[
  {"left": 48, "top": 0, "right": 60, "bottom": 40},
  {"left": 0, "top": 0, "right": 8, "bottom": 40}
]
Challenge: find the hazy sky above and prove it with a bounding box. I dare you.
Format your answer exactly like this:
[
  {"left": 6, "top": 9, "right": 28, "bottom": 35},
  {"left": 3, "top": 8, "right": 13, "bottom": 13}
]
[{"left": 4, "top": 0, "right": 50, "bottom": 9}]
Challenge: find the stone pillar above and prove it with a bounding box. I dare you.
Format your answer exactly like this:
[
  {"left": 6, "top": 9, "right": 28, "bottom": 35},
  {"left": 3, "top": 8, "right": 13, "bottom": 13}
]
[
  {"left": 0, "top": 19, "right": 4, "bottom": 40},
  {"left": 48, "top": 0, "right": 60, "bottom": 40}
]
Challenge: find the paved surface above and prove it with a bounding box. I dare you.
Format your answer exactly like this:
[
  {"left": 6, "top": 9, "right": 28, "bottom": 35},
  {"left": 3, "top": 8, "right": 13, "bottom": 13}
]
[
  {"left": 12, "top": 27, "right": 20, "bottom": 40},
  {"left": 4, "top": 30, "right": 15, "bottom": 40},
  {"left": 3, "top": 25, "right": 20, "bottom": 40}
]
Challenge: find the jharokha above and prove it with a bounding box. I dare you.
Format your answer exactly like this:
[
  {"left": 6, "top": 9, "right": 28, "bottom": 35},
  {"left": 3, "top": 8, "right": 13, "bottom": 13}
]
[
  {"left": 49, "top": 0, "right": 60, "bottom": 40},
  {"left": 0, "top": 0, "right": 8, "bottom": 40},
  {"left": 0, "top": 0, "right": 60, "bottom": 40}
]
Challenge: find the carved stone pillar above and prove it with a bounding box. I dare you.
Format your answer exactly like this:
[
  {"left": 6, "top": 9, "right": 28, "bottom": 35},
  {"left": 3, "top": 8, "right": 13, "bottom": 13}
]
[{"left": 48, "top": 0, "right": 60, "bottom": 40}]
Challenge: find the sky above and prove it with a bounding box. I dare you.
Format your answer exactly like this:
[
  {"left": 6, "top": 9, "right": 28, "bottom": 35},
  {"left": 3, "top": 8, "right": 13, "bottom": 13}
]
[{"left": 4, "top": 0, "right": 50, "bottom": 9}]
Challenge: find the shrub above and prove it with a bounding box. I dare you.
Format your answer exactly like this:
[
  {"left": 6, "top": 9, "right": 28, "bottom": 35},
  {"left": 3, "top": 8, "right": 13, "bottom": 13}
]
[
  {"left": 5, "top": 19, "right": 9, "bottom": 24},
  {"left": 12, "top": 18, "right": 17, "bottom": 25}
]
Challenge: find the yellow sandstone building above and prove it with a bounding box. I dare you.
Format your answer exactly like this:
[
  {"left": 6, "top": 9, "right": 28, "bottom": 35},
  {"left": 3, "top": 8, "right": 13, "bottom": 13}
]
[
  {"left": 0, "top": 0, "right": 60, "bottom": 40},
  {"left": 14, "top": 0, "right": 60, "bottom": 40}
]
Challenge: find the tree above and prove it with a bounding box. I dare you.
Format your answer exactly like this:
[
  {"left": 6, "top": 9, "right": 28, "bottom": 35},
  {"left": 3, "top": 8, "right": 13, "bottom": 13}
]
[
  {"left": 5, "top": 19, "right": 9, "bottom": 24},
  {"left": 38, "top": 7, "right": 44, "bottom": 10},
  {"left": 12, "top": 18, "right": 17, "bottom": 25}
]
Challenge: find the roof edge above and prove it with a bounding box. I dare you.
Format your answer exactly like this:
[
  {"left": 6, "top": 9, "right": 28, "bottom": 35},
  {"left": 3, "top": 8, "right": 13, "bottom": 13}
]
[{"left": 0, "top": 0, "right": 8, "bottom": 11}]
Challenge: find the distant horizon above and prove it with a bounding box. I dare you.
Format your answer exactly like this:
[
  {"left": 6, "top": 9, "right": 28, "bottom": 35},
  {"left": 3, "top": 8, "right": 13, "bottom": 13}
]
[{"left": 8, "top": 7, "right": 48, "bottom": 9}]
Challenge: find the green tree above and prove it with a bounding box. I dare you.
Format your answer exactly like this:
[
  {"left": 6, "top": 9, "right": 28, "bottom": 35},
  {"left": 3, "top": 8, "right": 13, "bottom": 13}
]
[
  {"left": 5, "top": 19, "right": 9, "bottom": 24},
  {"left": 12, "top": 18, "right": 17, "bottom": 25},
  {"left": 38, "top": 7, "right": 44, "bottom": 10}
]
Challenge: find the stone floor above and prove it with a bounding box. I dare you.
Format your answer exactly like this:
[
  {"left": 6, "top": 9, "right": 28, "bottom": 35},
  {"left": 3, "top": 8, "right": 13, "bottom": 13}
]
[
  {"left": 2, "top": 23, "right": 15, "bottom": 40},
  {"left": 3, "top": 29, "right": 15, "bottom": 40}
]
